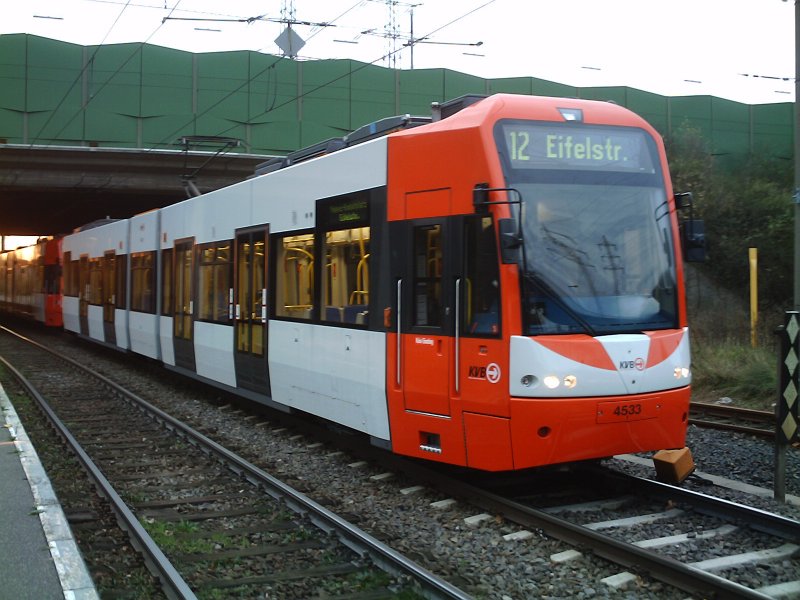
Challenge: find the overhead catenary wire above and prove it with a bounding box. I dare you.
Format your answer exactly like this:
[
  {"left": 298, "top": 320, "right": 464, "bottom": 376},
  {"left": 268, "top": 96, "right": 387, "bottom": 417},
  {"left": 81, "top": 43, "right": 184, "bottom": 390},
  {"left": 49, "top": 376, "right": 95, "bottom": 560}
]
[
  {"left": 27, "top": 0, "right": 185, "bottom": 147},
  {"left": 28, "top": 0, "right": 135, "bottom": 146},
  {"left": 146, "top": 0, "right": 498, "bottom": 153}
]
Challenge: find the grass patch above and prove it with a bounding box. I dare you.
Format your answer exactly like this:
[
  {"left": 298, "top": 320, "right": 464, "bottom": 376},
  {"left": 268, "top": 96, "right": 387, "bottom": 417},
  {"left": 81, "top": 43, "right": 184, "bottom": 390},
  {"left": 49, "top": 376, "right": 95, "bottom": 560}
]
[
  {"left": 690, "top": 338, "right": 777, "bottom": 409},
  {"left": 687, "top": 264, "right": 782, "bottom": 410},
  {"left": 140, "top": 519, "right": 220, "bottom": 554}
]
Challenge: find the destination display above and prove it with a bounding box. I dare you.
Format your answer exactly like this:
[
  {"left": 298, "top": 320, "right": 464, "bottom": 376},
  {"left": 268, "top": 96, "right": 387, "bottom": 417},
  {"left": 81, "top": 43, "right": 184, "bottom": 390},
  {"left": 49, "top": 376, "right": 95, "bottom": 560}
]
[
  {"left": 498, "top": 122, "right": 657, "bottom": 173},
  {"left": 319, "top": 194, "right": 369, "bottom": 229}
]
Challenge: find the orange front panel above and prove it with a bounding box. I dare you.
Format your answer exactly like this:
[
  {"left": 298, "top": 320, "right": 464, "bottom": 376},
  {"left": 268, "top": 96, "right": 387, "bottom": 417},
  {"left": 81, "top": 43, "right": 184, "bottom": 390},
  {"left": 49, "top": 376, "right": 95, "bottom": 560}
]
[
  {"left": 405, "top": 189, "right": 451, "bottom": 220},
  {"left": 45, "top": 295, "right": 63, "bottom": 327},
  {"left": 401, "top": 333, "right": 451, "bottom": 415},
  {"left": 387, "top": 128, "right": 496, "bottom": 222},
  {"left": 463, "top": 412, "right": 513, "bottom": 471},
  {"left": 386, "top": 407, "right": 468, "bottom": 466},
  {"left": 508, "top": 387, "right": 690, "bottom": 469},
  {"left": 458, "top": 337, "right": 509, "bottom": 417}
]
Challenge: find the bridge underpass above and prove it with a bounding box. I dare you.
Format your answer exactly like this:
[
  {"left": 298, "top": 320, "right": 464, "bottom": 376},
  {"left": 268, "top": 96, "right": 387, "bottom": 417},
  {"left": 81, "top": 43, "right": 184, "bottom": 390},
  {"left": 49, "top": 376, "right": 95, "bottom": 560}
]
[{"left": 0, "top": 145, "right": 268, "bottom": 241}]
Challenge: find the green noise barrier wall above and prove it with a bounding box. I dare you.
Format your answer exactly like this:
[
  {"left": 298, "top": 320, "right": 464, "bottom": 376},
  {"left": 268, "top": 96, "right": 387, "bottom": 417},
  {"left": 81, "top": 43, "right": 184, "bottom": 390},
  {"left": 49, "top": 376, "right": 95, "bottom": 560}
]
[{"left": 0, "top": 34, "right": 793, "bottom": 165}]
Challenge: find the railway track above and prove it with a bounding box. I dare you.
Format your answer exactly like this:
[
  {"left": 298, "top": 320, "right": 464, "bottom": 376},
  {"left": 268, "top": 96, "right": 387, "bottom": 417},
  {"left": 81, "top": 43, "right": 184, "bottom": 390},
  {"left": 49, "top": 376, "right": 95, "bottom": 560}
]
[
  {"left": 382, "top": 458, "right": 800, "bottom": 599},
  {"left": 0, "top": 326, "right": 469, "bottom": 599},
  {"left": 3, "top": 321, "right": 799, "bottom": 598},
  {"left": 690, "top": 401, "right": 777, "bottom": 440}
]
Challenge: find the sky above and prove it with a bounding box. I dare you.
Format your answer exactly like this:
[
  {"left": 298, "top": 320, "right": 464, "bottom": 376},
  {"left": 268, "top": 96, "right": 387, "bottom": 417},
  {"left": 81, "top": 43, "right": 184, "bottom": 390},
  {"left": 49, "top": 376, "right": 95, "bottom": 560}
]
[{"left": 1, "top": 0, "right": 795, "bottom": 105}]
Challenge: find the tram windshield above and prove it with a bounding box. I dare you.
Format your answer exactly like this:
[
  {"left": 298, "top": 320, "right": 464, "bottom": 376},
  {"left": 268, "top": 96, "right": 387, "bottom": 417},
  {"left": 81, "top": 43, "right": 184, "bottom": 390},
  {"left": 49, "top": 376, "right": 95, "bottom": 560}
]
[{"left": 495, "top": 120, "right": 678, "bottom": 335}]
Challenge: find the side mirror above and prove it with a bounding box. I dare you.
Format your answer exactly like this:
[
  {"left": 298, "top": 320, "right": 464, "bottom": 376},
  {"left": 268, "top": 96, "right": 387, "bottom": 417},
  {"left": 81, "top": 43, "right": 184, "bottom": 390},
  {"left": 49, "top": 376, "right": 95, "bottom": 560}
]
[
  {"left": 675, "top": 192, "right": 693, "bottom": 210},
  {"left": 681, "top": 219, "right": 706, "bottom": 262},
  {"left": 498, "top": 218, "right": 522, "bottom": 264}
]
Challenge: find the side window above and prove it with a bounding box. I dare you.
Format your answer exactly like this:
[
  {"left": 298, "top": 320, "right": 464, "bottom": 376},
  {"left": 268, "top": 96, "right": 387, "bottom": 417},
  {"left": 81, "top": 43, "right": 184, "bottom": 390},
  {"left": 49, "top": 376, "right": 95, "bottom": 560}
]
[
  {"left": 463, "top": 216, "right": 501, "bottom": 336},
  {"left": 45, "top": 263, "right": 60, "bottom": 295},
  {"left": 317, "top": 193, "right": 372, "bottom": 326},
  {"left": 413, "top": 224, "right": 442, "bottom": 327},
  {"left": 63, "top": 252, "right": 74, "bottom": 297},
  {"left": 36, "top": 255, "right": 45, "bottom": 294},
  {"left": 89, "top": 258, "right": 103, "bottom": 305},
  {"left": 79, "top": 256, "right": 89, "bottom": 304},
  {"left": 102, "top": 253, "right": 115, "bottom": 312},
  {"left": 161, "top": 248, "right": 173, "bottom": 316},
  {"left": 197, "top": 241, "right": 232, "bottom": 324},
  {"left": 131, "top": 251, "right": 156, "bottom": 313},
  {"left": 274, "top": 233, "right": 315, "bottom": 320},
  {"left": 322, "top": 226, "right": 370, "bottom": 325},
  {"left": 116, "top": 255, "right": 127, "bottom": 310}
]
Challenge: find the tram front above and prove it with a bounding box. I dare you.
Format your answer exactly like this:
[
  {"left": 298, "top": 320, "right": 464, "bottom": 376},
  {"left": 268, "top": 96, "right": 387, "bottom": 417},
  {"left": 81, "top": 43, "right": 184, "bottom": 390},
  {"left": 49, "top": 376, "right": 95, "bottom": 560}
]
[{"left": 493, "top": 117, "right": 692, "bottom": 467}]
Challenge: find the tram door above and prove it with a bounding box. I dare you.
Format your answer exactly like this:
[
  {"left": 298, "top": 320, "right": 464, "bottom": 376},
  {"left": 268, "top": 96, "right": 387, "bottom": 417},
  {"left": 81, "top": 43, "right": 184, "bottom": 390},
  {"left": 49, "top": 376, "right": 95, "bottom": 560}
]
[
  {"left": 102, "top": 251, "right": 117, "bottom": 346},
  {"left": 397, "top": 220, "right": 453, "bottom": 416},
  {"left": 78, "top": 255, "right": 89, "bottom": 336},
  {"left": 233, "top": 226, "right": 270, "bottom": 395},
  {"left": 173, "top": 239, "right": 196, "bottom": 371},
  {"left": 393, "top": 215, "right": 504, "bottom": 420}
]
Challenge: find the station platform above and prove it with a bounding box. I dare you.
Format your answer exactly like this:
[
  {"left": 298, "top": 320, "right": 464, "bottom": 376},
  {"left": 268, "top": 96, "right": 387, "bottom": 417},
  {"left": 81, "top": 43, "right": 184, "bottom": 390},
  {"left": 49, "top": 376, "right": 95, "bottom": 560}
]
[{"left": 0, "top": 383, "right": 98, "bottom": 600}]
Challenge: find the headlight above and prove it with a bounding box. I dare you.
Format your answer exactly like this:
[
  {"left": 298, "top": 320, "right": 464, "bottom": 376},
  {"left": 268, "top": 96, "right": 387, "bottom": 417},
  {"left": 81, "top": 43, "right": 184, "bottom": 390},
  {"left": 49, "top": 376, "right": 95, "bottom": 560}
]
[
  {"left": 543, "top": 375, "right": 560, "bottom": 389},
  {"left": 563, "top": 375, "right": 577, "bottom": 389},
  {"left": 674, "top": 367, "right": 690, "bottom": 379}
]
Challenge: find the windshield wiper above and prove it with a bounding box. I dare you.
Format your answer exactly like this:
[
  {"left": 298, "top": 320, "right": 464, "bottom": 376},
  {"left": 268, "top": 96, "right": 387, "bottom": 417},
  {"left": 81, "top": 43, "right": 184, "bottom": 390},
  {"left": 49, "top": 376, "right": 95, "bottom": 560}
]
[{"left": 523, "top": 270, "right": 598, "bottom": 337}]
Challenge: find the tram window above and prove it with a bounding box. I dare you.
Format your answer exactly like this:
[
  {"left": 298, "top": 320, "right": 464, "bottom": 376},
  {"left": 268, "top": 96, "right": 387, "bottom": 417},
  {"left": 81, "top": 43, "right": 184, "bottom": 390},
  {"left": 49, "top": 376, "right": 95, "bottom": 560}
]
[
  {"left": 463, "top": 216, "right": 501, "bottom": 336},
  {"left": 274, "top": 233, "right": 315, "bottom": 320},
  {"left": 36, "top": 257, "right": 45, "bottom": 294},
  {"left": 102, "top": 255, "right": 115, "bottom": 315},
  {"left": 161, "top": 248, "right": 173, "bottom": 316},
  {"left": 322, "top": 227, "right": 370, "bottom": 325},
  {"left": 412, "top": 224, "right": 442, "bottom": 327},
  {"left": 197, "top": 241, "right": 232, "bottom": 324},
  {"left": 89, "top": 257, "right": 103, "bottom": 306},
  {"left": 116, "top": 255, "right": 127, "bottom": 310},
  {"left": 17, "top": 264, "right": 30, "bottom": 301},
  {"left": 130, "top": 251, "right": 156, "bottom": 313},
  {"left": 44, "top": 264, "right": 60, "bottom": 295},
  {"left": 79, "top": 257, "right": 89, "bottom": 307},
  {"left": 63, "top": 252, "right": 75, "bottom": 297}
]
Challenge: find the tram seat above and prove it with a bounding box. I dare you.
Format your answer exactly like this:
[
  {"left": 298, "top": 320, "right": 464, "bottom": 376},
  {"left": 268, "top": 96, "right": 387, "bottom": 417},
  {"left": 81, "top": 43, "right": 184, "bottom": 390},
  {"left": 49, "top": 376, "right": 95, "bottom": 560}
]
[
  {"left": 325, "top": 306, "right": 343, "bottom": 322},
  {"left": 343, "top": 304, "right": 367, "bottom": 325},
  {"left": 286, "top": 307, "right": 312, "bottom": 319}
]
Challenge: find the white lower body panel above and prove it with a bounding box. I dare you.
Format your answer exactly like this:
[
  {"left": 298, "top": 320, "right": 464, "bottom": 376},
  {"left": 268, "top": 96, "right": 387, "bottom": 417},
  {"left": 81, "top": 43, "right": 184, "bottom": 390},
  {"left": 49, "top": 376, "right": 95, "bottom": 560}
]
[
  {"left": 194, "top": 322, "right": 236, "bottom": 387},
  {"left": 159, "top": 316, "right": 175, "bottom": 365},
  {"left": 129, "top": 311, "right": 159, "bottom": 360},
  {"left": 63, "top": 297, "right": 80, "bottom": 333},
  {"left": 269, "top": 321, "right": 389, "bottom": 440}
]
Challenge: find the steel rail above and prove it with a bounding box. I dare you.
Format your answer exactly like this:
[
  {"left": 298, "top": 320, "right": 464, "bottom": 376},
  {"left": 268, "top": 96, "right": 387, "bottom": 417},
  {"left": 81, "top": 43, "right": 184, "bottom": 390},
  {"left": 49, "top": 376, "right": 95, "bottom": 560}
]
[
  {"left": 0, "top": 353, "right": 198, "bottom": 600},
  {"left": 688, "top": 419, "right": 774, "bottom": 438},
  {"left": 383, "top": 454, "right": 781, "bottom": 600},
  {"left": 689, "top": 402, "right": 775, "bottom": 439},
  {"left": 0, "top": 327, "right": 471, "bottom": 600},
  {"left": 581, "top": 465, "right": 800, "bottom": 541}
]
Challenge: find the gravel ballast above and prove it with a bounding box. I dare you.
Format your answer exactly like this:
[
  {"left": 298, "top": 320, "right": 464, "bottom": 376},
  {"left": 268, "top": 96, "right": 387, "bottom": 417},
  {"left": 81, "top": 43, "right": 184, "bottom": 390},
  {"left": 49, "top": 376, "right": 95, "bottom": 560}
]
[{"left": 4, "top": 332, "right": 800, "bottom": 599}]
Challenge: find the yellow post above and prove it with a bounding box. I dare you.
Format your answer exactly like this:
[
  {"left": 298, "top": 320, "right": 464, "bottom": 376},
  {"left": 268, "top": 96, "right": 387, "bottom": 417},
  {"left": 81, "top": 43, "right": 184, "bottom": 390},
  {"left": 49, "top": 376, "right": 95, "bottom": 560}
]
[{"left": 749, "top": 247, "right": 758, "bottom": 348}]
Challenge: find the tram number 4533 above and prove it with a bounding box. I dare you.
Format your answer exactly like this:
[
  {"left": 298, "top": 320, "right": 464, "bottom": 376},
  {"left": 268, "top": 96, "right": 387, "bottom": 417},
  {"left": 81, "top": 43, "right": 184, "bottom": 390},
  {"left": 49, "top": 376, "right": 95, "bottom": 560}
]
[
  {"left": 596, "top": 400, "right": 654, "bottom": 424},
  {"left": 614, "top": 403, "right": 642, "bottom": 417}
]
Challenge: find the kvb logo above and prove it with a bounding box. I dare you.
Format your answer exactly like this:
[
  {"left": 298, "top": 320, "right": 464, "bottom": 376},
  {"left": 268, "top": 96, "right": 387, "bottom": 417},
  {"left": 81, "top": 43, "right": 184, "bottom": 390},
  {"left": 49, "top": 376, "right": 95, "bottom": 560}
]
[
  {"left": 468, "top": 363, "right": 502, "bottom": 384},
  {"left": 619, "top": 358, "right": 645, "bottom": 371}
]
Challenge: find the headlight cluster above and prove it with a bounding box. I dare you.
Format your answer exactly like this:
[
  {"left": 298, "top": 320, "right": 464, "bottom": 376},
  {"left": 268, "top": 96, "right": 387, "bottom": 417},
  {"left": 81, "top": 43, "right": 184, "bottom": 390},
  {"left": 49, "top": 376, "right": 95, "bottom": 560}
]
[
  {"left": 527, "top": 374, "right": 578, "bottom": 389},
  {"left": 674, "top": 367, "right": 690, "bottom": 379}
]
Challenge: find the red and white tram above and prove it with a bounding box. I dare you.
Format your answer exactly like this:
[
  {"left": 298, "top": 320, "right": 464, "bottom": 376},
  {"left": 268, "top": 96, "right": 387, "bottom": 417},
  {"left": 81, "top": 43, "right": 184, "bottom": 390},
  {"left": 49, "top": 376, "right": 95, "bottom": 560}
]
[
  {"left": 10, "top": 94, "right": 703, "bottom": 471},
  {"left": 0, "top": 236, "right": 62, "bottom": 327}
]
